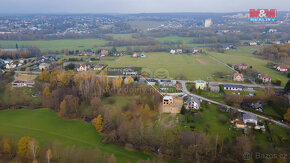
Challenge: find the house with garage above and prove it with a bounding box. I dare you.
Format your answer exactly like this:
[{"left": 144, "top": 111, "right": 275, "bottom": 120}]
[
  {"left": 186, "top": 97, "right": 201, "bottom": 110},
  {"left": 223, "top": 84, "right": 244, "bottom": 91},
  {"left": 233, "top": 73, "right": 244, "bottom": 82},
  {"left": 163, "top": 96, "right": 173, "bottom": 105},
  {"left": 257, "top": 74, "right": 271, "bottom": 83},
  {"left": 195, "top": 80, "right": 207, "bottom": 90}
]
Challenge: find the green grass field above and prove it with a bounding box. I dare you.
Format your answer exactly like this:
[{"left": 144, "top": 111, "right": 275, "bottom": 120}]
[
  {"left": 209, "top": 46, "right": 290, "bottom": 86},
  {"left": 106, "top": 34, "right": 134, "bottom": 40},
  {"left": 0, "top": 109, "right": 152, "bottom": 163},
  {"left": 128, "top": 21, "right": 165, "bottom": 31},
  {"left": 156, "top": 36, "right": 194, "bottom": 44},
  {"left": 93, "top": 52, "right": 233, "bottom": 81},
  {"left": 0, "top": 39, "right": 108, "bottom": 52}
]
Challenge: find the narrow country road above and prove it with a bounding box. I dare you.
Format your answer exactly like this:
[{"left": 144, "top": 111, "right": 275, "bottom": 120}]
[{"left": 180, "top": 81, "right": 290, "bottom": 129}]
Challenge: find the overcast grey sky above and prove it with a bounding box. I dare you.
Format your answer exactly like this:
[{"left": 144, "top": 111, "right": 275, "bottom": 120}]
[{"left": 1, "top": 0, "right": 290, "bottom": 14}]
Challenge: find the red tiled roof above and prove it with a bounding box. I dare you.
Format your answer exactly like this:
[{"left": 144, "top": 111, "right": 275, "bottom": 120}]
[
  {"left": 258, "top": 74, "right": 271, "bottom": 79},
  {"left": 278, "top": 66, "right": 287, "bottom": 69}
]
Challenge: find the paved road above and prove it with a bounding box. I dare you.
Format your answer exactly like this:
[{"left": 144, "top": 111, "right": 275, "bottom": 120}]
[{"left": 180, "top": 81, "right": 290, "bottom": 129}]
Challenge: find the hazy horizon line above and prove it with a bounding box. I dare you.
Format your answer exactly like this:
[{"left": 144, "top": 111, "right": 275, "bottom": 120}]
[{"left": 0, "top": 10, "right": 289, "bottom": 16}]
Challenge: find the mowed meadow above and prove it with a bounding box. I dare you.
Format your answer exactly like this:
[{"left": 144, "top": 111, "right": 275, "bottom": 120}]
[
  {"left": 93, "top": 52, "right": 233, "bottom": 80},
  {"left": 0, "top": 109, "right": 152, "bottom": 163},
  {"left": 0, "top": 39, "right": 108, "bottom": 52},
  {"left": 209, "top": 46, "right": 290, "bottom": 86}
]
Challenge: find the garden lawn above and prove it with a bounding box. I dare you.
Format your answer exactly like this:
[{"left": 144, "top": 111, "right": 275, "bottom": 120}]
[{"left": 0, "top": 109, "right": 152, "bottom": 163}]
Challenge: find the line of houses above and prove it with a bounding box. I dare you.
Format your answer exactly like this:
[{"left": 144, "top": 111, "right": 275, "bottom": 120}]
[{"left": 76, "top": 64, "right": 105, "bottom": 72}]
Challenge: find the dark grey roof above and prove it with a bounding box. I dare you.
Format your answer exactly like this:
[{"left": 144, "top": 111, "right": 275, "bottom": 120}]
[
  {"left": 243, "top": 113, "right": 258, "bottom": 121},
  {"left": 187, "top": 97, "right": 200, "bottom": 105}
]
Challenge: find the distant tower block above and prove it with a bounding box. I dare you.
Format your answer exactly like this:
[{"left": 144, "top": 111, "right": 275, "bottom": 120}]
[{"left": 204, "top": 18, "right": 213, "bottom": 28}]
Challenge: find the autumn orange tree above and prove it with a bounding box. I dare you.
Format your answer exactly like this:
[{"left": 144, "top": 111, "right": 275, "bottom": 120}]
[
  {"left": 59, "top": 100, "right": 67, "bottom": 118},
  {"left": 284, "top": 108, "right": 290, "bottom": 122},
  {"left": 2, "top": 138, "right": 11, "bottom": 154},
  {"left": 92, "top": 114, "right": 104, "bottom": 133},
  {"left": 17, "top": 136, "right": 32, "bottom": 158}
]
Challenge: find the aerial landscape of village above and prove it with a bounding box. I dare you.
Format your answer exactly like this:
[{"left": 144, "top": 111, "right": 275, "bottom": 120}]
[{"left": 0, "top": 0, "right": 289, "bottom": 162}]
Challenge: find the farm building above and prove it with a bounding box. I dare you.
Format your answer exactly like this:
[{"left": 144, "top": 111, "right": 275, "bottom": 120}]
[
  {"left": 223, "top": 84, "right": 244, "bottom": 91},
  {"left": 12, "top": 80, "right": 35, "bottom": 87}
]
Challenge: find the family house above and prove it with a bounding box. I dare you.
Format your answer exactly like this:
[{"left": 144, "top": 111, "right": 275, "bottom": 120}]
[
  {"left": 235, "top": 120, "right": 246, "bottom": 129},
  {"left": 19, "top": 58, "right": 25, "bottom": 64},
  {"left": 77, "top": 64, "right": 89, "bottom": 72},
  {"left": 186, "top": 97, "right": 201, "bottom": 110},
  {"left": 233, "top": 73, "right": 244, "bottom": 82},
  {"left": 147, "top": 78, "right": 157, "bottom": 86},
  {"left": 163, "top": 96, "right": 173, "bottom": 105},
  {"left": 208, "top": 82, "right": 220, "bottom": 92},
  {"left": 176, "top": 49, "right": 183, "bottom": 54},
  {"left": 124, "top": 76, "right": 134, "bottom": 84},
  {"left": 132, "top": 52, "right": 140, "bottom": 57},
  {"left": 276, "top": 66, "right": 288, "bottom": 72},
  {"left": 234, "top": 63, "right": 248, "bottom": 71},
  {"left": 158, "top": 80, "right": 176, "bottom": 87},
  {"left": 176, "top": 83, "right": 182, "bottom": 91},
  {"left": 140, "top": 53, "right": 146, "bottom": 58},
  {"left": 223, "top": 84, "right": 244, "bottom": 91},
  {"left": 249, "top": 42, "right": 257, "bottom": 46},
  {"left": 170, "top": 49, "right": 176, "bottom": 54},
  {"left": 101, "top": 50, "right": 109, "bottom": 57},
  {"left": 39, "top": 63, "right": 50, "bottom": 70},
  {"left": 93, "top": 64, "right": 105, "bottom": 71},
  {"left": 243, "top": 113, "right": 258, "bottom": 126},
  {"left": 257, "top": 74, "right": 271, "bottom": 83},
  {"left": 251, "top": 103, "right": 263, "bottom": 112},
  {"left": 5, "top": 63, "right": 16, "bottom": 69},
  {"left": 195, "top": 80, "right": 207, "bottom": 90}
]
